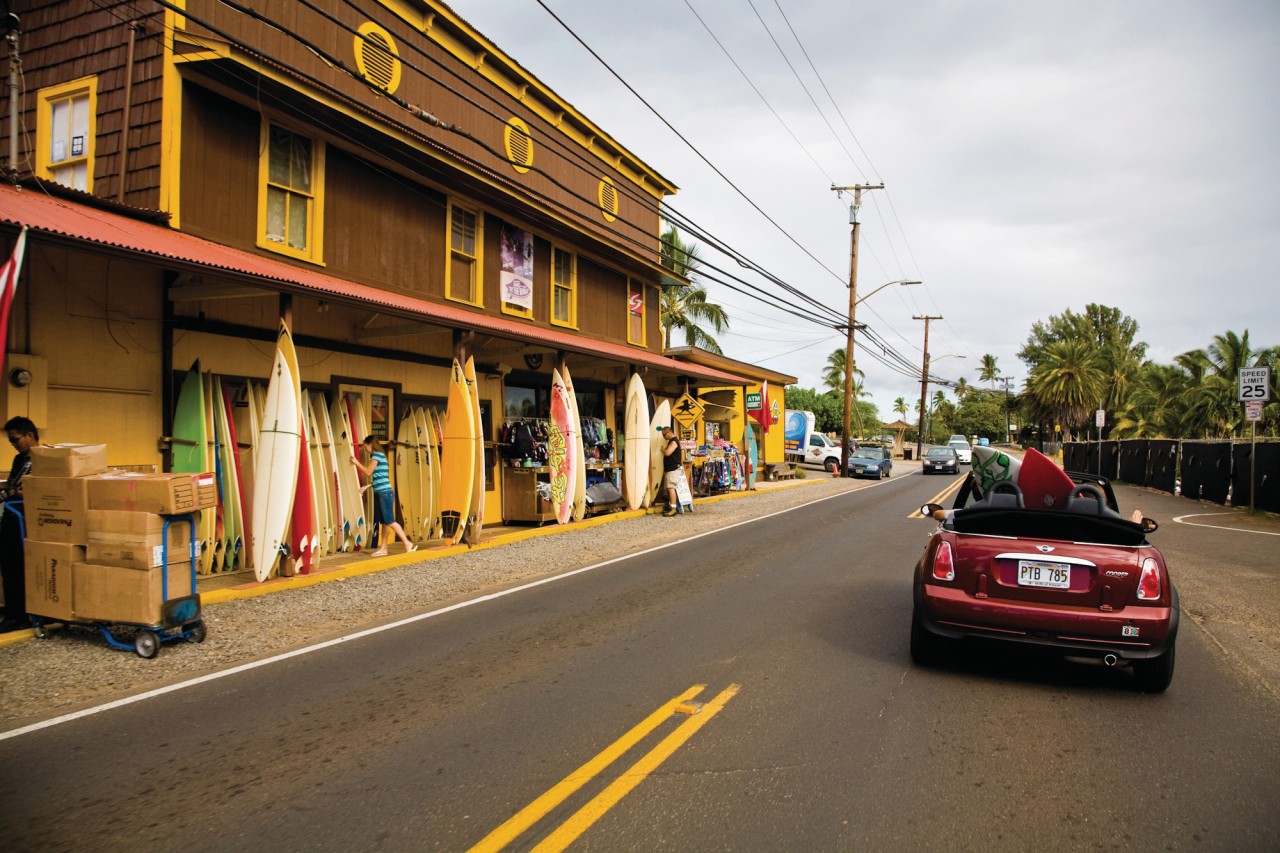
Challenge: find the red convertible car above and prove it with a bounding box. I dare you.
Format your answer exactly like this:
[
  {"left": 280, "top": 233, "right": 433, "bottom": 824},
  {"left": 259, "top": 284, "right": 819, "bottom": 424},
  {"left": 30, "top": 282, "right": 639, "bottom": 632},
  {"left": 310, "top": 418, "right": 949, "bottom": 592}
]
[{"left": 911, "top": 473, "right": 1178, "bottom": 692}]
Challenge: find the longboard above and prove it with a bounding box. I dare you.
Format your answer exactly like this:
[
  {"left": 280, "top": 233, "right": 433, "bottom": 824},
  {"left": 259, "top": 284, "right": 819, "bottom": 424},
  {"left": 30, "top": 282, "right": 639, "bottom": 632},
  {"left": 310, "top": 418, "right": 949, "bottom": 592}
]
[
  {"left": 548, "top": 367, "right": 576, "bottom": 525},
  {"left": 331, "top": 394, "right": 364, "bottom": 550},
  {"left": 396, "top": 408, "right": 422, "bottom": 543},
  {"left": 622, "top": 372, "right": 650, "bottom": 510},
  {"left": 289, "top": 416, "right": 314, "bottom": 575},
  {"left": 423, "top": 406, "right": 443, "bottom": 540},
  {"left": 746, "top": 422, "right": 758, "bottom": 490},
  {"left": 305, "top": 393, "right": 333, "bottom": 557},
  {"left": 649, "top": 398, "right": 672, "bottom": 505},
  {"left": 440, "top": 360, "right": 475, "bottom": 545},
  {"left": 560, "top": 361, "right": 588, "bottom": 524},
  {"left": 172, "top": 362, "right": 215, "bottom": 575},
  {"left": 250, "top": 321, "right": 302, "bottom": 581},
  {"left": 463, "top": 356, "right": 486, "bottom": 543}
]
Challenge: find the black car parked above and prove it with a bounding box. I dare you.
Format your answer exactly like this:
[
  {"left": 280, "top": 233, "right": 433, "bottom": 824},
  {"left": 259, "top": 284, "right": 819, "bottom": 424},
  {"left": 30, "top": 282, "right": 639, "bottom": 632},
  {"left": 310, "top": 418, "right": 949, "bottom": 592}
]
[{"left": 922, "top": 445, "right": 960, "bottom": 475}]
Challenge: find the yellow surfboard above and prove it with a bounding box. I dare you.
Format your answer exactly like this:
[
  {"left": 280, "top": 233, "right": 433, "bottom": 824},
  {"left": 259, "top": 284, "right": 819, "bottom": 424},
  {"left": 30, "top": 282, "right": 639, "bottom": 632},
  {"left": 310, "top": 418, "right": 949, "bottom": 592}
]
[{"left": 440, "top": 359, "right": 475, "bottom": 545}]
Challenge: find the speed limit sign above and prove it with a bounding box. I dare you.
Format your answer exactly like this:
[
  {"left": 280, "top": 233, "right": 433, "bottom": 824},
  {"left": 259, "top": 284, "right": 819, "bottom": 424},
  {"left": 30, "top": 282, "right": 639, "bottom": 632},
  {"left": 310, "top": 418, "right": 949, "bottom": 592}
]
[{"left": 1239, "top": 367, "right": 1271, "bottom": 402}]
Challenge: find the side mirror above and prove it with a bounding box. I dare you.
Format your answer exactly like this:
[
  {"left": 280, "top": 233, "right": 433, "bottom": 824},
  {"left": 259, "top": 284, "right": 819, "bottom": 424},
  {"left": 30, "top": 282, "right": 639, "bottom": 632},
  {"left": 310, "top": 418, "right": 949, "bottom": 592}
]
[
  {"left": 921, "top": 503, "right": 946, "bottom": 521},
  {"left": 1141, "top": 517, "right": 1159, "bottom": 533}
]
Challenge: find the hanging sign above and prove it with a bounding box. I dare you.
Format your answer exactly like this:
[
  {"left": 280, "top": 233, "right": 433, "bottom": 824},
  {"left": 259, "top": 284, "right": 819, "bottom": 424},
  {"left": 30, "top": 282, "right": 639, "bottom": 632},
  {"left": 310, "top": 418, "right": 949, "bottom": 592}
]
[
  {"left": 672, "top": 392, "right": 704, "bottom": 427},
  {"left": 745, "top": 391, "right": 762, "bottom": 411},
  {"left": 499, "top": 223, "right": 534, "bottom": 313},
  {"left": 1245, "top": 400, "right": 1263, "bottom": 422}
]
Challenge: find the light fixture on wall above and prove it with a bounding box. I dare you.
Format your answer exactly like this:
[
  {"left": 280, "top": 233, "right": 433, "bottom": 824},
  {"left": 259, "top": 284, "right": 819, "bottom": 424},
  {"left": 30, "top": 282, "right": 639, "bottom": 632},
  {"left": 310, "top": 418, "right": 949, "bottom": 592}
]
[
  {"left": 9, "top": 367, "right": 32, "bottom": 388},
  {"left": 523, "top": 353, "right": 543, "bottom": 370}
]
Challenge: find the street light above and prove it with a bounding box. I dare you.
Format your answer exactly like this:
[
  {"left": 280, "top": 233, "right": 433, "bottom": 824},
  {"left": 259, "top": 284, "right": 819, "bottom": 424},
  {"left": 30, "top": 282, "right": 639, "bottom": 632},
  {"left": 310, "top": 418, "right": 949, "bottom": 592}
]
[{"left": 839, "top": 278, "right": 920, "bottom": 475}]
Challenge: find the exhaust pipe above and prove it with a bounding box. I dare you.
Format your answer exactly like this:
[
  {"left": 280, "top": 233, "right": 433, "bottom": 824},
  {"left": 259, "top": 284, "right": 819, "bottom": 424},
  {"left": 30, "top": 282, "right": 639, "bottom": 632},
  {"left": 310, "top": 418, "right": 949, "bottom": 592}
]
[{"left": 1103, "top": 654, "right": 1118, "bottom": 667}]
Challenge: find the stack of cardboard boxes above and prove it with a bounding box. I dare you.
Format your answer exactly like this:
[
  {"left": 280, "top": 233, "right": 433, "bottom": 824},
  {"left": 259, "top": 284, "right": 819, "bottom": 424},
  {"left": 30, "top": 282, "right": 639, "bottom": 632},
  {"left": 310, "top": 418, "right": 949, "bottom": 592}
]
[{"left": 23, "top": 445, "right": 215, "bottom": 625}]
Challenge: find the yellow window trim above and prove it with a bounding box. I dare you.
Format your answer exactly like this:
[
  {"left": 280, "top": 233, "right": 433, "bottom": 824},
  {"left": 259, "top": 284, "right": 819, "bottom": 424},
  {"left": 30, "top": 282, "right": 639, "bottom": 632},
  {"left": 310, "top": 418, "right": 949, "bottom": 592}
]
[
  {"left": 550, "top": 244, "right": 578, "bottom": 330},
  {"left": 255, "top": 121, "right": 326, "bottom": 265},
  {"left": 627, "top": 278, "right": 647, "bottom": 347},
  {"left": 445, "top": 198, "right": 484, "bottom": 308},
  {"left": 36, "top": 76, "right": 98, "bottom": 192}
]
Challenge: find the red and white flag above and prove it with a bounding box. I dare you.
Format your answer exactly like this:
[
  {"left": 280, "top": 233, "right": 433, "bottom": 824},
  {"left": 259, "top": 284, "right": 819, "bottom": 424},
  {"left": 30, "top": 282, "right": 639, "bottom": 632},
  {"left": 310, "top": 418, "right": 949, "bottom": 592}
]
[{"left": 0, "top": 226, "right": 28, "bottom": 364}]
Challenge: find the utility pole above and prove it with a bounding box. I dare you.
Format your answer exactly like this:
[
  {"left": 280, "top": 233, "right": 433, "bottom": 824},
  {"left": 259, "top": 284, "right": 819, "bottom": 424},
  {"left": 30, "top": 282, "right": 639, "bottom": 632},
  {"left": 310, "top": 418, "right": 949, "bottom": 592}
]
[
  {"left": 831, "top": 182, "right": 883, "bottom": 476},
  {"left": 914, "top": 314, "right": 941, "bottom": 458}
]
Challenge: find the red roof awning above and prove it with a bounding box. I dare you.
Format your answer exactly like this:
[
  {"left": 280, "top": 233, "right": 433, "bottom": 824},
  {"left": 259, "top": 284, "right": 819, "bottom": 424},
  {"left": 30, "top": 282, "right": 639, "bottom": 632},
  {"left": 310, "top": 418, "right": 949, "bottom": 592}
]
[{"left": 0, "top": 183, "right": 749, "bottom": 386}]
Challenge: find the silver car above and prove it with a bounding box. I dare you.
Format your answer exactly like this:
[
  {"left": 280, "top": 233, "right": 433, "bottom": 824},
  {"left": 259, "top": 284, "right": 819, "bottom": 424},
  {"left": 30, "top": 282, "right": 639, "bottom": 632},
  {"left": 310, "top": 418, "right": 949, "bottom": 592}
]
[{"left": 947, "top": 440, "right": 972, "bottom": 464}]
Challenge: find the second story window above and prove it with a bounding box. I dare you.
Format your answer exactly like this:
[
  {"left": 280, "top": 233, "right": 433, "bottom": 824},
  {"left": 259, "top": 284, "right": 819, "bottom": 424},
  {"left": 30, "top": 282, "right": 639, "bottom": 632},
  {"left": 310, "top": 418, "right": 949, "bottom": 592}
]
[
  {"left": 38, "top": 77, "right": 97, "bottom": 192},
  {"left": 448, "top": 201, "right": 482, "bottom": 305},
  {"left": 551, "top": 246, "right": 576, "bottom": 328},
  {"left": 627, "top": 279, "right": 646, "bottom": 346},
  {"left": 259, "top": 123, "right": 325, "bottom": 262}
]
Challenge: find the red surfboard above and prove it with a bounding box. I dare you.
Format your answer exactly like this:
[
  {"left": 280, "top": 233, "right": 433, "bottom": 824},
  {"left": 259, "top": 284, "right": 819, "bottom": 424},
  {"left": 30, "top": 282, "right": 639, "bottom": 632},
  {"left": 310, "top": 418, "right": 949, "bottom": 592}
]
[{"left": 1018, "top": 448, "right": 1076, "bottom": 510}]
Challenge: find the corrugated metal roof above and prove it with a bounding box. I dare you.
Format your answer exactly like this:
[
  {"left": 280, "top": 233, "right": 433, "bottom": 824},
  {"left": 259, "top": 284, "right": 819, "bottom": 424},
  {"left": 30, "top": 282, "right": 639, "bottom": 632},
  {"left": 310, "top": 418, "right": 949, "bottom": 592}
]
[{"left": 0, "top": 183, "right": 748, "bottom": 385}]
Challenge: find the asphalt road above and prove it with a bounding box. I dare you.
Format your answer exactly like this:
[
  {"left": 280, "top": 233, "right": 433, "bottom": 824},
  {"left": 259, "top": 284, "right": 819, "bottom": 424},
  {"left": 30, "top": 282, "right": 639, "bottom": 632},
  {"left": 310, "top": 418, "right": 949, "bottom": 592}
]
[{"left": 1, "top": 469, "right": 1277, "bottom": 851}]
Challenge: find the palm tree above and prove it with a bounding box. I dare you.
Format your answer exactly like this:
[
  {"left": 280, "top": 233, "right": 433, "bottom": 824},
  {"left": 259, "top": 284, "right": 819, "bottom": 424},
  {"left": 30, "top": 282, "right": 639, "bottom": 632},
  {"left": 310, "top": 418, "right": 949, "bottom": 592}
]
[
  {"left": 822, "top": 347, "right": 863, "bottom": 394},
  {"left": 1024, "top": 338, "right": 1106, "bottom": 441},
  {"left": 894, "top": 397, "right": 908, "bottom": 420},
  {"left": 978, "top": 354, "right": 1000, "bottom": 388},
  {"left": 659, "top": 225, "right": 729, "bottom": 353},
  {"left": 953, "top": 377, "right": 972, "bottom": 401}
]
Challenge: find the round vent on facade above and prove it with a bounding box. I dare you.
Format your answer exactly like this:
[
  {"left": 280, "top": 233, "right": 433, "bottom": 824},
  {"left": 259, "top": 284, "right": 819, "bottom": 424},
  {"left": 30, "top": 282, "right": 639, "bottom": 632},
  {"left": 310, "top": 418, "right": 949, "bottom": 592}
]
[
  {"left": 598, "top": 176, "right": 619, "bottom": 222},
  {"left": 355, "top": 22, "right": 401, "bottom": 94},
  {"left": 504, "top": 118, "right": 534, "bottom": 174}
]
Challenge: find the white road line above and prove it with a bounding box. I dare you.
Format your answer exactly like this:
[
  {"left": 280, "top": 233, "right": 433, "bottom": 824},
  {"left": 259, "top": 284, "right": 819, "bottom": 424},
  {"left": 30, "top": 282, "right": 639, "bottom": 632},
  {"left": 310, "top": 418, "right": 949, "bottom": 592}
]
[
  {"left": 1, "top": 479, "right": 898, "bottom": 742},
  {"left": 1172, "top": 512, "right": 1280, "bottom": 536}
]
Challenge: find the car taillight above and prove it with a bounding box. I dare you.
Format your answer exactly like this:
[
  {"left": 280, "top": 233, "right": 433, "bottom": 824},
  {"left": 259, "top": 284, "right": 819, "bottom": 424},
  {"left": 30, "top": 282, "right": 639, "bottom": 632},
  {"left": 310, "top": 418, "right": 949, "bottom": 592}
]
[
  {"left": 1136, "top": 557, "right": 1162, "bottom": 600},
  {"left": 932, "top": 540, "right": 955, "bottom": 581}
]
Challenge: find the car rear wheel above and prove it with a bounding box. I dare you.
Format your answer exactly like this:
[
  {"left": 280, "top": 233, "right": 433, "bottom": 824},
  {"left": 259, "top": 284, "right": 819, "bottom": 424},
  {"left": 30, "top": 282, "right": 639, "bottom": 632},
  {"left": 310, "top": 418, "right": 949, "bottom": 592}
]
[
  {"left": 1132, "top": 642, "right": 1175, "bottom": 693},
  {"left": 910, "top": 611, "right": 946, "bottom": 666}
]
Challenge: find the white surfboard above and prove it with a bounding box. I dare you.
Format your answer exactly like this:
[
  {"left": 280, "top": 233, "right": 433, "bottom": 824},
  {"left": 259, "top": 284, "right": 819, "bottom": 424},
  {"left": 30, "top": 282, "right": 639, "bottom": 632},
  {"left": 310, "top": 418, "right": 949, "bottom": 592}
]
[{"left": 250, "top": 322, "right": 302, "bottom": 582}]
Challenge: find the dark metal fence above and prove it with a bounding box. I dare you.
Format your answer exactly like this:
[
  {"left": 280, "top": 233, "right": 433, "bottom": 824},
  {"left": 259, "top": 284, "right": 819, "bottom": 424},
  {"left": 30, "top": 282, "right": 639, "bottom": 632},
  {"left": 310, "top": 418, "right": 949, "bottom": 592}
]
[{"left": 1063, "top": 438, "right": 1280, "bottom": 512}]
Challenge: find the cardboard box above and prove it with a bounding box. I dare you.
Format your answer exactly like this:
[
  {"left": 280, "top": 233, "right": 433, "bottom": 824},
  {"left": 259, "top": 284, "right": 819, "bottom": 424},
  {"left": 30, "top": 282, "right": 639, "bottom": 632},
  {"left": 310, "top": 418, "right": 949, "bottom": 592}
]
[
  {"left": 87, "top": 472, "right": 216, "bottom": 515},
  {"left": 72, "top": 561, "right": 196, "bottom": 625},
  {"left": 30, "top": 444, "right": 108, "bottom": 478},
  {"left": 21, "top": 476, "right": 90, "bottom": 544},
  {"left": 86, "top": 510, "right": 197, "bottom": 569},
  {"left": 24, "top": 541, "right": 84, "bottom": 621}
]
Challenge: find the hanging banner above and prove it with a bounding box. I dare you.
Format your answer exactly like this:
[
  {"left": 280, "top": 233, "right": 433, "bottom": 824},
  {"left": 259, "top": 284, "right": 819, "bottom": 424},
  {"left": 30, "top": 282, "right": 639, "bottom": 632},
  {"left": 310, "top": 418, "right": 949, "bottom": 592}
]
[{"left": 500, "top": 223, "right": 534, "bottom": 313}]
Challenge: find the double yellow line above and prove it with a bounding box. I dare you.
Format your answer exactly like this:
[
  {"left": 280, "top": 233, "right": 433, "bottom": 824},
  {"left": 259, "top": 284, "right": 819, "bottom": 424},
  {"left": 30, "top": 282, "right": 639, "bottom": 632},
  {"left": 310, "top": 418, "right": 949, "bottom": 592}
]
[
  {"left": 468, "top": 683, "right": 740, "bottom": 852},
  {"left": 908, "top": 475, "right": 966, "bottom": 519}
]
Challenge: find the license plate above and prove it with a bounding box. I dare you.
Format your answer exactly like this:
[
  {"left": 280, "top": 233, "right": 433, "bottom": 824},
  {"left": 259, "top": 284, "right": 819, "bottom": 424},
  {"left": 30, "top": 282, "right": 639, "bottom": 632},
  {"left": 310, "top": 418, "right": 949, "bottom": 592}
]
[{"left": 1017, "top": 560, "right": 1070, "bottom": 589}]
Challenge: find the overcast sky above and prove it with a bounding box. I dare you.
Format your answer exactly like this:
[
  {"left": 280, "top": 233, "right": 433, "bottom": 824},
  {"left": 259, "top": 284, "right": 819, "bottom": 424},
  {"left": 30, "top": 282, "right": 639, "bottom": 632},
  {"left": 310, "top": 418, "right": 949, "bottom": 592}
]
[{"left": 456, "top": 0, "right": 1279, "bottom": 419}]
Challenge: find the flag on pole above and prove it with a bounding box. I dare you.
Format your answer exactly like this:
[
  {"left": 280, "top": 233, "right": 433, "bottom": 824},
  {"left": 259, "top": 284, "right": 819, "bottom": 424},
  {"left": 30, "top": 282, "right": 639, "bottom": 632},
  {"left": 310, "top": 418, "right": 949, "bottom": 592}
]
[{"left": 0, "top": 226, "right": 29, "bottom": 364}]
